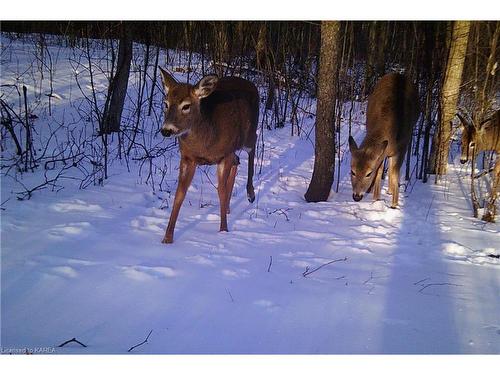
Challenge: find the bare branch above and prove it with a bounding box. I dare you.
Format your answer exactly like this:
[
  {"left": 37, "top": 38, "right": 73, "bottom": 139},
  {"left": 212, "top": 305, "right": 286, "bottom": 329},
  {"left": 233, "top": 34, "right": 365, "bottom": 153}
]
[
  {"left": 58, "top": 337, "right": 87, "bottom": 348},
  {"left": 128, "top": 330, "right": 153, "bottom": 353},
  {"left": 302, "top": 257, "right": 348, "bottom": 277}
]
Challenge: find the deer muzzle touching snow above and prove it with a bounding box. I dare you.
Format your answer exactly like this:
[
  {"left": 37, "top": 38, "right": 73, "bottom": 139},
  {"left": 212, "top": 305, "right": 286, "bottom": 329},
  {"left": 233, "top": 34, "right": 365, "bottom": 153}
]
[{"left": 348, "top": 73, "right": 420, "bottom": 208}]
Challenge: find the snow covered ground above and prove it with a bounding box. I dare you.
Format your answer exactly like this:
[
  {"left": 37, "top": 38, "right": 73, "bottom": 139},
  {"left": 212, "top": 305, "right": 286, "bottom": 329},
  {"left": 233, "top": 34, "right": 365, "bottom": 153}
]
[{"left": 1, "top": 34, "right": 499, "bottom": 354}]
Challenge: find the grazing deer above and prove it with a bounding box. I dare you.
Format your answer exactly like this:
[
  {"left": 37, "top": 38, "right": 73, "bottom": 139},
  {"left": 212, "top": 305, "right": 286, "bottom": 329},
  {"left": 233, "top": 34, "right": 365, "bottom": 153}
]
[
  {"left": 159, "top": 68, "right": 259, "bottom": 243},
  {"left": 457, "top": 110, "right": 500, "bottom": 221},
  {"left": 348, "top": 73, "right": 419, "bottom": 208}
]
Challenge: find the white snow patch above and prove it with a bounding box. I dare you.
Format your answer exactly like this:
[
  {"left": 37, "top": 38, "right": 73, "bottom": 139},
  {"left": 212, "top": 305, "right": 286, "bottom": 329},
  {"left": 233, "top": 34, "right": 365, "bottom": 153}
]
[
  {"left": 51, "top": 266, "right": 78, "bottom": 278},
  {"left": 121, "top": 266, "right": 178, "bottom": 281},
  {"left": 51, "top": 200, "right": 103, "bottom": 213}
]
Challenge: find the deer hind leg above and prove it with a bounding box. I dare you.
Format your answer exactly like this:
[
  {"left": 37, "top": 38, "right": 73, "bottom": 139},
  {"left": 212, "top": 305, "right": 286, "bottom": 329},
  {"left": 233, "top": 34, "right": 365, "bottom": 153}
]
[
  {"left": 162, "top": 158, "right": 196, "bottom": 244},
  {"left": 217, "top": 155, "right": 234, "bottom": 232},
  {"left": 482, "top": 158, "right": 500, "bottom": 222},
  {"left": 372, "top": 161, "right": 385, "bottom": 201},
  {"left": 389, "top": 154, "right": 403, "bottom": 209},
  {"left": 226, "top": 155, "right": 240, "bottom": 214},
  {"left": 246, "top": 147, "right": 256, "bottom": 203},
  {"left": 387, "top": 157, "right": 394, "bottom": 195}
]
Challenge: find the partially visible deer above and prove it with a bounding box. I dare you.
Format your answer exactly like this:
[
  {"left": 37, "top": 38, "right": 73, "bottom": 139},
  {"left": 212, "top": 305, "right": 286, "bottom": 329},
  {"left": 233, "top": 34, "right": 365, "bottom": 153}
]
[
  {"left": 159, "top": 68, "right": 258, "bottom": 243},
  {"left": 457, "top": 110, "right": 500, "bottom": 222},
  {"left": 348, "top": 73, "right": 419, "bottom": 208}
]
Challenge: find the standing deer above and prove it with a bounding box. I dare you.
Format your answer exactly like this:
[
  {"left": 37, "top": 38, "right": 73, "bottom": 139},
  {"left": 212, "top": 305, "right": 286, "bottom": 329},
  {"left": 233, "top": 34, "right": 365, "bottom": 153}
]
[
  {"left": 457, "top": 110, "right": 500, "bottom": 222},
  {"left": 159, "top": 68, "right": 258, "bottom": 244},
  {"left": 348, "top": 73, "right": 419, "bottom": 208}
]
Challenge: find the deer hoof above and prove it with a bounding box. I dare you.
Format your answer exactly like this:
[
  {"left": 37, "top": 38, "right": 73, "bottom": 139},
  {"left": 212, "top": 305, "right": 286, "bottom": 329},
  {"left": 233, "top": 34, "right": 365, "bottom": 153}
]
[
  {"left": 161, "top": 236, "right": 173, "bottom": 244},
  {"left": 481, "top": 212, "right": 496, "bottom": 223},
  {"left": 247, "top": 190, "right": 255, "bottom": 203}
]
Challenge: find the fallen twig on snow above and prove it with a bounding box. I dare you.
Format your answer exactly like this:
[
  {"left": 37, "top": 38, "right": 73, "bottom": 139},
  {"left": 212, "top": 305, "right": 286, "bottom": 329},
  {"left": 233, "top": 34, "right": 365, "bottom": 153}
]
[
  {"left": 267, "top": 256, "right": 273, "bottom": 272},
  {"left": 302, "top": 257, "right": 348, "bottom": 277},
  {"left": 413, "top": 277, "right": 431, "bottom": 286},
  {"left": 58, "top": 337, "right": 87, "bottom": 348},
  {"left": 425, "top": 195, "right": 435, "bottom": 222},
  {"left": 418, "top": 282, "right": 463, "bottom": 293},
  {"left": 268, "top": 208, "right": 292, "bottom": 221},
  {"left": 225, "top": 288, "right": 235, "bottom": 303},
  {"left": 128, "top": 330, "right": 153, "bottom": 352}
]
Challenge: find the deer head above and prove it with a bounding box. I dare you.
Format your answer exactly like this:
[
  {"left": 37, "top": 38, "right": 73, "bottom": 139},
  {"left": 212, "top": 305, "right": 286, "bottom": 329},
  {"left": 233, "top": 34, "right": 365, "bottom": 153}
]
[
  {"left": 159, "top": 67, "right": 219, "bottom": 138},
  {"left": 457, "top": 112, "right": 479, "bottom": 164},
  {"left": 348, "top": 136, "right": 388, "bottom": 201}
]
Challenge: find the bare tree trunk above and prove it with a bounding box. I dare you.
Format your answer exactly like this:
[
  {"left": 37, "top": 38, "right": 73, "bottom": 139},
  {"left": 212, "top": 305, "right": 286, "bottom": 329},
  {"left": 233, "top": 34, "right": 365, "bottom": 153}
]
[
  {"left": 475, "top": 21, "right": 499, "bottom": 125},
  {"left": 256, "top": 22, "right": 267, "bottom": 71},
  {"left": 213, "top": 22, "right": 229, "bottom": 77},
  {"left": 148, "top": 46, "right": 160, "bottom": 117},
  {"left": 364, "top": 22, "right": 387, "bottom": 97},
  {"left": 434, "top": 21, "right": 471, "bottom": 175},
  {"left": 304, "top": 21, "right": 341, "bottom": 202},
  {"left": 102, "top": 25, "right": 132, "bottom": 134}
]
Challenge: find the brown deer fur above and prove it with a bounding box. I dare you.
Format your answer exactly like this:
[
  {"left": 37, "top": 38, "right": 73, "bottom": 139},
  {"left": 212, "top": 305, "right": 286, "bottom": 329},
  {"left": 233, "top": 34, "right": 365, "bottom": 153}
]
[
  {"left": 348, "top": 73, "right": 419, "bottom": 208},
  {"left": 458, "top": 110, "right": 500, "bottom": 221},
  {"left": 159, "top": 68, "right": 258, "bottom": 243}
]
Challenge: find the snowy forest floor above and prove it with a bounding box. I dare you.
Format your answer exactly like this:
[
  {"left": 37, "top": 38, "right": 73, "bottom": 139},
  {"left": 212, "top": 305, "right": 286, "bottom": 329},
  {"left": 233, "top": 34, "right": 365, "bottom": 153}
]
[{"left": 1, "top": 35, "right": 499, "bottom": 354}]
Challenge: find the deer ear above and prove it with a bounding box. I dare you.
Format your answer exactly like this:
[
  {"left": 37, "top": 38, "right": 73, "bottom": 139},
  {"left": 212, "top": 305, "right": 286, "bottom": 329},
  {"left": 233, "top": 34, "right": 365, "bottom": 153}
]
[
  {"left": 457, "top": 112, "right": 473, "bottom": 132},
  {"left": 478, "top": 118, "right": 492, "bottom": 134},
  {"left": 194, "top": 75, "right": 218, "bottom": 99},
  {"left": 348, "top": 136, "right": 358, "bottom": 152},
  {"left": 380, "top": 140, "right": 389, "bottom": 153},
  {"left": 159, "top": 67, "right": 177, "bottom": 89}
]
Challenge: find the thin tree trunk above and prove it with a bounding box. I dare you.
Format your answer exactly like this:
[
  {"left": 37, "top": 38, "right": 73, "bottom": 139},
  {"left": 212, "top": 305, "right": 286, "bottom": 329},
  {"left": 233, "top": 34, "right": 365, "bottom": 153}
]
[
  {"left": 147, "top": 46, "right": 160, "bottom": 116},
  {"left": 304, "top": 21, "right": 341, "bottom": 202},
  {"left": 102, "top": 25, "right": 133, "bottom": 134},
  {"left": 434, "top": 21, "right": 471, "bottom": 175}
]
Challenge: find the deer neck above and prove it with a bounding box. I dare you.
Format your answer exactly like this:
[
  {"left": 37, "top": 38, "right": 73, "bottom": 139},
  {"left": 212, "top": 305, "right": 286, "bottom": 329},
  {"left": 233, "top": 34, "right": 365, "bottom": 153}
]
[{"left": 182, "top": 118, "right": 217, "bottom": 150}]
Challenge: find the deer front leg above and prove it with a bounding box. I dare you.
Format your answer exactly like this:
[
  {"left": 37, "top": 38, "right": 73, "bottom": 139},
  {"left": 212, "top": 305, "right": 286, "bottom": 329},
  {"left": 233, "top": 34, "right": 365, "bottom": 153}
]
[
  {"left": 387, "top": 157, "right": 393, "bottom": 195},
  {"left": 372, "top": 161, "right": 384, "bottom": 201},
  {"left": 225, "top": 155, "right": 239, "bottom": 214},
  {"left": 246, "top": 147, "right": 256, "bottom": 203},
  {"left": 217, "top": 155, "right": 233, "bottom": 232},
  {"left": 482, "top": 159, "right": 500, "bottom": 222},
  {"left": 389, "top": 155, "right": 403, "bottom": 209},
  {"left": 162, "top": 158, "right": 196, "bottom": 244}
]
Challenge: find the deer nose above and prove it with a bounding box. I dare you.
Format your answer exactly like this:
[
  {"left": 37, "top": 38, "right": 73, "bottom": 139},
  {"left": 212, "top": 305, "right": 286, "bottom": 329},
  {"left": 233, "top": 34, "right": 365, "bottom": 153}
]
[
  {"left": 460, "top": 158, "right": 467, "bottom": 164},
  {"left": 160, "top": 127, "right": 173, "bottom": 137},
  {"left": 352, "top": 193, "right": 363, "bottom": 202}
]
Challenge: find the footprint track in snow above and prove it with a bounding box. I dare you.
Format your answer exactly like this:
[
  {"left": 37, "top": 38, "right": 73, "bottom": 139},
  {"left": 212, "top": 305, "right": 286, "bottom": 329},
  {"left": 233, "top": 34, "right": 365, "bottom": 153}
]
[
  {"left": 46, "top": 222, "right": 92, "bottom": 239},
  {"left": 45, "top": 265, "right": 78, "bottom": 279},
  {"left": 51, "top": 199, "right": 103, "bottom": 213},
  {"left": 120, "top": 265, "right": 179, "bottom": 281},
  {"left": 253, "top": 299, "right": 280, "bottom": 313}
]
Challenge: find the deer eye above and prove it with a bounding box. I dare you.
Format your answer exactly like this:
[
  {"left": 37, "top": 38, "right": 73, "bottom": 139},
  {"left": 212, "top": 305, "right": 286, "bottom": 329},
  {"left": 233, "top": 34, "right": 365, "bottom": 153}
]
[
  {"left": 351, "top": 170, "right": 356, "bottom": 176},
  {"left": 181, "top": 104, "right": 191, "bottom": 112},
  {"left": 366, "top": 171, "right": 372, "bottom": 178}
]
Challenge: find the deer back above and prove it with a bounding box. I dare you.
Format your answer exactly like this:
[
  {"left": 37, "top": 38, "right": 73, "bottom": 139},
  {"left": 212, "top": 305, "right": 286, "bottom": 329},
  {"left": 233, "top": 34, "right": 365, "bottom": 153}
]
[
  {"left": 160, "top": 70, "right": 259, "bottom": 165},
  {"left": 364, "top": 73, "right": 419, "bottom": 157},
  {"left": 458, "top": 110, "right": 500, "bottom": 162},
  {"left": 478, "top": 110, "right": 500, "bottom": 152}
]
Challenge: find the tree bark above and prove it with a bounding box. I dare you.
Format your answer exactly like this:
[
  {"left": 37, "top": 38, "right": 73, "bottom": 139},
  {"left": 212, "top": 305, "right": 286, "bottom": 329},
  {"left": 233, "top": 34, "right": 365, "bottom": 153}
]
[
  {"left": 304, "top": 21, "right": 341, "bottom": 202},
  {"left": 433, "top": 21, "right": 471, "bottom": 175},
  {"left": 364, "top": 22, "right": 387, "bottom": 96},
  {"left": 102, "top": 25, "right": 132, "bottom": 134}
]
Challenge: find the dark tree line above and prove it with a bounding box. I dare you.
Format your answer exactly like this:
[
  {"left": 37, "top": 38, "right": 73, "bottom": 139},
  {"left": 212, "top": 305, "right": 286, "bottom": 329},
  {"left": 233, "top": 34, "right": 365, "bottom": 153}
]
[{"left": 1, "top": 21, "right": 498, "bottom": 212}]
